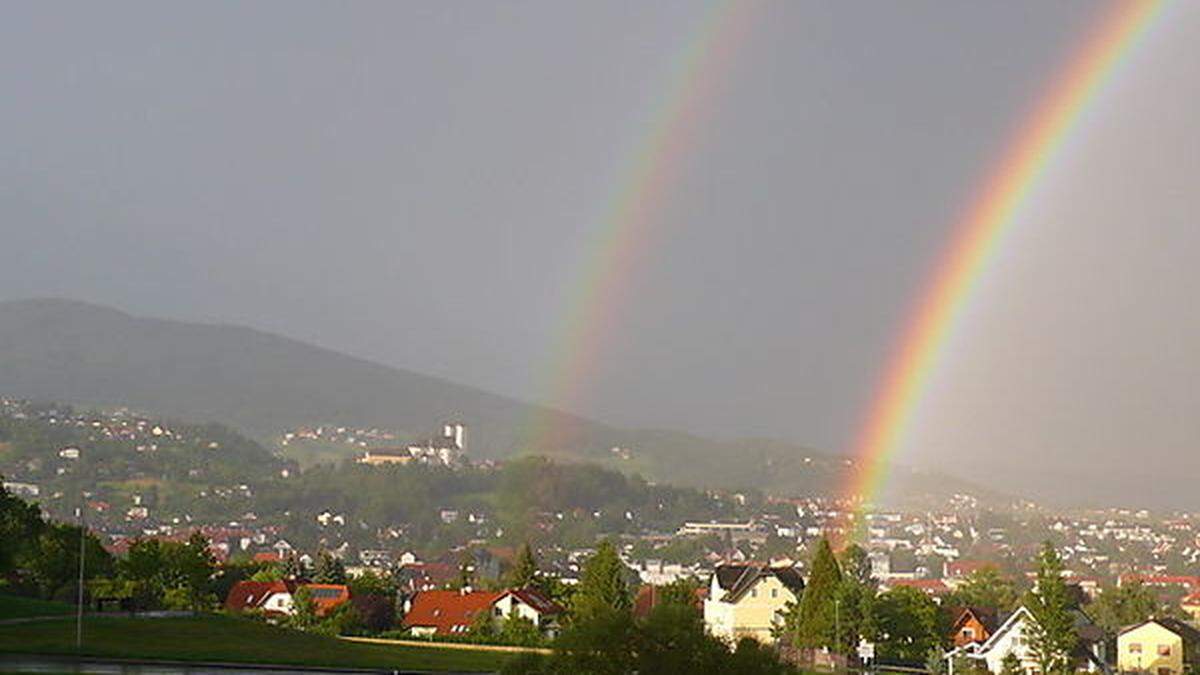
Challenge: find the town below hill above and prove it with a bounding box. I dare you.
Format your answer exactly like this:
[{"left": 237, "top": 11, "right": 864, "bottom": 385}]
[
  {"left": 5, "top": 396, "right": 1200, "bottom": 672},
  {"left": 0, "top": 298, "right": 990, "bottom": 504}
]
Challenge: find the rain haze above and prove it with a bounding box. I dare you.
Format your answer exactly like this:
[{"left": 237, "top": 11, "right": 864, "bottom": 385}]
[{"left": 2, "top": 1, "right": 1199, "bottom": 506}]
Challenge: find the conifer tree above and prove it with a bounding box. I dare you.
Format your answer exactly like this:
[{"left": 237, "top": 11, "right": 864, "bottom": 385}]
[
  {"left": 791, "top": 537, "right": 843, "bottom": 650},
  {"left": 1026, "top": 541, "right": 1077, "bottom": 675},
  {"left": 508, "top": 541, "right": 539, "bottom": 589},
  {"left": 571, "top": 540, "right": 630, "bottom": 622}
]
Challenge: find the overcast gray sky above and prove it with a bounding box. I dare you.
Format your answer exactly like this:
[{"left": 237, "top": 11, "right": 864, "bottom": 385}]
[{"left": 2, "top": 1, "right": 1197, "bottom": 500}]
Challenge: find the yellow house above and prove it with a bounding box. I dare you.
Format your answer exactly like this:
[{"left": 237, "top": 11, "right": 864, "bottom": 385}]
[
  {"left": 704, "top": 564, "right": 805, "bottom": 644},
  {"left": 1118, "top": 618, "right": 1200, "bottom": 675}
]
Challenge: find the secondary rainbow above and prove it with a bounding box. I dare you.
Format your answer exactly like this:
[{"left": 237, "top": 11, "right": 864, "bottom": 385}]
[
  {"left": 524, "top": 1, "right": 758, "bottom": 449},
  {"left": 843, "top": 0, "right": 1165, "bottom": 508}
]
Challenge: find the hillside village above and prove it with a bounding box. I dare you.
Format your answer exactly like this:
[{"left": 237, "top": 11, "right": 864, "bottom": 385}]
[{"left": 5, "top": 397, "right": 1200, "bottom": 672}]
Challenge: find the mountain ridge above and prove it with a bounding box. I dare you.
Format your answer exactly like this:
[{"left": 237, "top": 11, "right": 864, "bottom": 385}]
[{"left": 0, "top": 297, "right": 995, "bottom": 502}]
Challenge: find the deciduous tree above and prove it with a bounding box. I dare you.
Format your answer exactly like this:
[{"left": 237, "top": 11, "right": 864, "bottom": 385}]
[
  {"left": 949, "top": 566, "right": 1019, "bottom": 613},
  {"left": 873, "top": 585, "right": 945, "bottom": 663},
  {"left": 1088, "top": 581, "right": 1157, "bottom": 634}
]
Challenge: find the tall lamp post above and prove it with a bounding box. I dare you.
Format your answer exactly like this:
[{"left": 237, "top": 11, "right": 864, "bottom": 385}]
[
  {"left": 834, "top": 597, "right": 841, "bottom": 662},
  {"left": 75, "top": 497, "right": 86, "bottom": 649}
]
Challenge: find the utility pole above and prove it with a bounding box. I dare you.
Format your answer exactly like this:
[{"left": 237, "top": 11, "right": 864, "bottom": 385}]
[
  {"left": 76, "top": 500, "right": 86, "bottom": 650},
  {"left": 834, "top": 597, "right": 841, "bottom": 659}
]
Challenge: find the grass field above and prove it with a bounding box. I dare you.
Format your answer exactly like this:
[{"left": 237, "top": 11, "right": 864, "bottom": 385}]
[
  {"left": 0, "top": 595, "right": 75, "bottom": 621},
  {"left": 0, "top": 614, "right": 510, "bottom": 673}
]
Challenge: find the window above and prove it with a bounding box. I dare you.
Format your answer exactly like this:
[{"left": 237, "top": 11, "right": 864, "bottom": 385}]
[
  {"left": 771, "top": 589, "right": 778, "bottom": 598},
  {"left": 494, "top": 607, "right": 503, "bottom": 617},
  {"left": 962, "top": 628, "right": 975, "bottom": 639},
  {"left": 1130, "top": 643, "right": 1143, "bottom": 654},
  {"left": 1158, "top": 645, "right": 1172, "bottom": 657},
  {"left": 750, "top": 589, "right": 757, "bottom": 598}
]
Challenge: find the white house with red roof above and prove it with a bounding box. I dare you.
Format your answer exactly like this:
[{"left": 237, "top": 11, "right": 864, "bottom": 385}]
[
  {"left": 225, "top": 580, "right": 350, "bottom": 618},
  {"left": 402, "top": 587, "right": 564, "bottom": 638},
  {"left": 492, "top": 588, "right": 564, "bottom": 630},
  {"left": 225, "top": 580, "right": 298, "bottom": 616}
]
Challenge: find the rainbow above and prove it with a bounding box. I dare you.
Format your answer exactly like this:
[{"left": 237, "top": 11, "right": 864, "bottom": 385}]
[
  {"left": 524, "top": 1, "right": 758, "bottom": 451},
  {"left": 843, "top": 0, "right": 1165, "bottom": 509}
]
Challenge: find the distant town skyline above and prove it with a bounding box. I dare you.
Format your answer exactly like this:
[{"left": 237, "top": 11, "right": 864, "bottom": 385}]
[{"left": 3, "top": 1, "right": 1199, "bottom": 499}]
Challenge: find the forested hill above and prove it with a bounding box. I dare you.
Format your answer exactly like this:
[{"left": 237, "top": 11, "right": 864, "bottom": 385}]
[
  {"left": 0, "top": 298, "right": 595, "bottom": 459},
  {"left": 0, "top": 299, "right": 988, "bottom": 502}
]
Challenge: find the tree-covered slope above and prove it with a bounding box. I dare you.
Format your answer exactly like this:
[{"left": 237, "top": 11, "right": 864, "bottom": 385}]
[
  {"left": 0, "top": 298, "right": 596, "bottom": 460},
  {"left": 0, "top": 299, "right": 990, "bottom": 503}
]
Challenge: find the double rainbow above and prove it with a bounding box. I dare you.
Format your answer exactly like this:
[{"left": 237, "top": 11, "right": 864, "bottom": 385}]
[
  {"left": 524, "top": 0, "right": 758, "bottom": 451},
  {"left": 843, "top": 0, "right": 1165, "bottom": 508}
]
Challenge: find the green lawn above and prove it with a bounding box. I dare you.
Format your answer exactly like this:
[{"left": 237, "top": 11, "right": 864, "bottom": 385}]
[
  {"left": 0, "top": 595, "right": 75, "bottom": 621},
  {"left": 0, "top": 614, "right": 509, "bottom": 673}
]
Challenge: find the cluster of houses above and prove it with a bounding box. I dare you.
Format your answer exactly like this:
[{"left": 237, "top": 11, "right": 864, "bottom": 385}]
[
  {"left": 696, "top": 559, "right": 1200, "bottom": 675},
  {"left": 280, "top": 420, "right": 472, "bottom": 469},
  {"left": 223, "top": 578, "right": 565, "bottom": 638},
  {"left": 219, "top": 544, "right": 1200, "bottom": 675},
  {"left": 279, "top": 424, "right": 399, "bottom": 448},
  {"left": 945, "top": 607, "right": 1200, "bottom": 675}
]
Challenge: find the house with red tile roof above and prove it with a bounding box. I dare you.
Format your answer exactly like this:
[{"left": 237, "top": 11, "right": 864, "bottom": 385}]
[
  {"left": 225, "top": 580, "right": 298, "bottom": 616},
  {"left": 302, "top": 584, "right": 352, "bottom": 616},
  {"left": 492, "top": 588, "right": 565, "bottom": 631},
  {"left": 1181, "top": 591, "right": 1200, "bottom": 623},
  {"left": 632, "top": 584, "right": 707, "bottom": 619},
  {"left": 1119, "top": 574, "right": 1200, "bottom": 591},
  {"left": 882, "top": 578, "right": 951, "bottom": 596},
  {"left": 403, "top": 589, "right": 504, "bottom": 637},
  {"left": 225, "top": 580, "right": 350, "bottom": 618},
  {"left": 402, "top": 587, "right": 564, "bottom": 637}
]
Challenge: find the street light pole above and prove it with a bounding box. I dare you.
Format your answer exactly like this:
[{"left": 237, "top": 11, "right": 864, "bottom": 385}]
[
  {"left": 76, "top": 500, "right": 86, "bottom": 650},
  {"left": 834, "top": 598, "right": 841, "bottom": 658}
]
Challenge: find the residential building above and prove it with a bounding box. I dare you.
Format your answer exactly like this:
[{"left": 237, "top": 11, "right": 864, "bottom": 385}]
[
  {"left": 703, "top": 563, "right": 805, "bottom": 644},
  {"left": 1180, "top": 592, "right": 1200, "bottom": 623},
  {"left": 304, "top": 584, "right": 352, "bottom": 616},
  {"left": 357, "top": 449, "right": 413, "bottom": 466},
  {"left": 402, "top": 587, "right": 563, "bottom": 637},
  {"left": 224, "top": 580, "right": 350, "bottom": 617},
  {"left": 1117, "top": 619, "right": 1200, "bottom": 675},
  {"left": 949, "top": 606, "right": 999, "bottom": 648},
  {"left": 633, "top": 583, "right": 707, "bottom": 620},
  {"left": 678, "top": 521, "right": 757, "bottom": 537},
  {"left": 952, "top": 606, "right": 1109, "bottom": 675},
  {"left": 225, "top": 580, "right": 298, "bottom": 616}
]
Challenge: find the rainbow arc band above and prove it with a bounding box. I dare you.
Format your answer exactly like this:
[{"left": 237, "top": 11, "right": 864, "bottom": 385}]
[
  {"left": 842, "top": 0, "right": 1165, "bottom": 517},
  {"left": 523, "top": 1, "right": 758, "bottom": 451}
]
